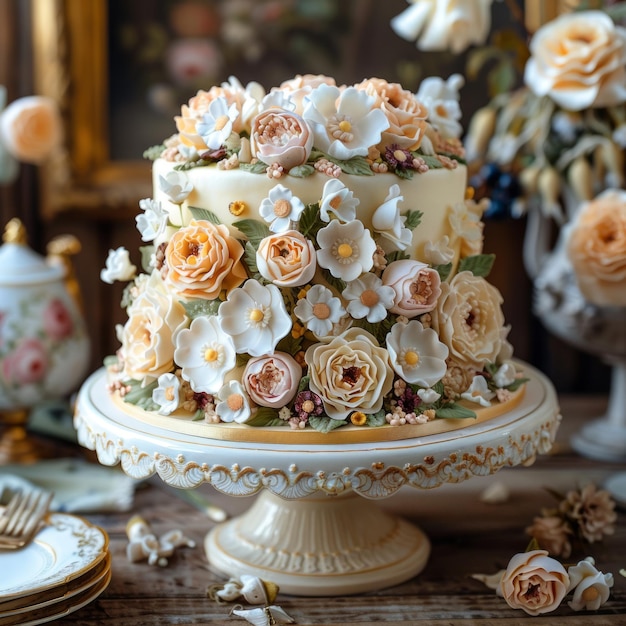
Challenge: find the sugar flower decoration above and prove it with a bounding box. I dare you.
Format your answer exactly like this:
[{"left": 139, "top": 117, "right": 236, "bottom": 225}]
[
  {"left": 316, "top": 219, "right": 376, "bottom": 282},
  {"left": 567, "top": 557, "right": 614, "bottom": 612},
  {"left": 390, "top": 0, "right": 494, "bottom": 54},
  {"left": 342, "top": 273, "right": 394, "bottom": 324},
  {"left": 493, "top": 362, "right": 517, "bottom": 388},
  {"left": 294, "top": 284, "right": 346, "bottom": 338},
  {"left": 305, "top": 328, "right": 394, "bottom": 420},
  {"left": 243, "top": 352, "right": 301, "bottom": 409},
  {"left": 303, "top": 83, "right": 389, "bottom": 160},
  {"left": 423, "top": 235, "right": 455, "bottom": 265},
  {"left": 158, "top": 169, "right": 193, "bottom": 205},
  {"left": 174, "top": 315, "right": 236, "bottom": 394},
  {"left": 196, "top": 96, "right": 239, "bottom": 150},
  {"left": 524, "top": 11, "right": 626, "bottom": 111},
  {"left": 386, "top": 320, "right": 448, "bottom": 387},
  {"left": 461, "top": 375, "right": 496, "bottom": 406},
  {"left": 136, "top": 198, "right": 169, "bottom": 242},
  {"left": 416, "top": 74, "right": 464, "bottom": 139},
  {"left": 259, "top": 184, "right": 306, "bottom": 233},
  {"left": 319, "top": 178, "right": 359, "bottom": 223},
  {"left": 371, "top": 184, "right": 412, "bottom": 252},
  {"left": 417, "top": 387, "right": 441, "bottom": 404},
  {"left": 219, "top": 279, "right": 292, "bottom": 357},
  {"left": 498, "top": 550, "right": 569, "bottom": 616},
  {"left": 152, "top": 373, "right": 181, "bottom": 415},
  {"left": 215, "top": 380, "right": 252, "bottom": 424},
  {"left": 101, "top": 247, "right": 137, "bottom": 284}
]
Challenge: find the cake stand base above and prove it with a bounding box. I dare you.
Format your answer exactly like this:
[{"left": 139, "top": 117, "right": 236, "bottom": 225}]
[
  {"left": 205, "top": 490, "right": 429, "bottom": 596},
  {"left": 571, "top": 420, "right": 626, "bottom": 463}
]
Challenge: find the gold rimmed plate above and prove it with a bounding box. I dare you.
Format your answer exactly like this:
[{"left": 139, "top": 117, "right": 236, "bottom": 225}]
[{"left": 0, "top": 512, "right": 109, "bottom": 602}]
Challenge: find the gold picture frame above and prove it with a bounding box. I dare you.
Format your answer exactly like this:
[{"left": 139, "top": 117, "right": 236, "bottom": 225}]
[{"left": 31, "top": 0, "right": 151, "bottom": 219}]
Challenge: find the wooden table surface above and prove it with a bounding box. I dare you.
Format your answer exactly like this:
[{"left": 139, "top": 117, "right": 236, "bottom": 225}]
[{"left": 36, "top": 395, "right": 626, "bottom": 624}]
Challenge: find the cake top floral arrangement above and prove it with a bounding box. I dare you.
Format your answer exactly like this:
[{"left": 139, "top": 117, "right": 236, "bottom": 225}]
[{"left": 102, "top": 74, "right": 523, "bottom": 434}]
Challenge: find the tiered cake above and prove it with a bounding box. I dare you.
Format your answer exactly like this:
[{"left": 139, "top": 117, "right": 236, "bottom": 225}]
[{"left": 101, "top": 74, "right": 526, "bottom": 442}]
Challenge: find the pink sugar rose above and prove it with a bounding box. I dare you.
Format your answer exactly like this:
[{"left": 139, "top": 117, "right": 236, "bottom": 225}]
[
  {"left": 382, "top": 259, "right": 442, "bottom": 318},
  {"left": 2, "top": 338, "right": 48, "bottom": 386},
  {"left": 43, "top": 298, "right": 74, "bottom": 341},
  {"left": 243, "top": 352, "right": 302, "bottom": 409},
  {"left": 251, "top": 108, "right": 313, "bottom": 171}
]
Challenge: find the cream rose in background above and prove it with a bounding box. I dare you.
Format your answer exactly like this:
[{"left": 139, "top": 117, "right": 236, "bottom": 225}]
[
  {"left": 567, "top": 189, "right": 626, "bottom": 307},
  {"left": 524, "top": 11, "right": 626, "bottom": 111}
]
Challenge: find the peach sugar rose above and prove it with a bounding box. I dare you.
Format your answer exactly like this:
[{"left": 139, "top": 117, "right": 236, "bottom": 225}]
[
  {"left": 165, "top": 219, "right": 247, "bottom": 300},
  {"left": 567, "top": 189, "right": 626, "bottom": 307},
  {"left": 256, "top": 230, "right": 316, "bottom": 287},
  {"left": 499, "top": 550, "right": 569, "bottom": 616},
  {"left": 524, "top": 11, "right": 626, "bottom": 110}
]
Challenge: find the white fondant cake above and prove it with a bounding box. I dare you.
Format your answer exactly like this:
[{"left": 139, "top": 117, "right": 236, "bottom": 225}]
[{"left": 101, "top": 74, "right": 525, "bottom": 439}]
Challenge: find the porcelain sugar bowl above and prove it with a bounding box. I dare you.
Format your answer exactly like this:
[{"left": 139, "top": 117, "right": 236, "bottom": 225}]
[{"left": 0, "top": 218, "right": 90, "bottom": 462}]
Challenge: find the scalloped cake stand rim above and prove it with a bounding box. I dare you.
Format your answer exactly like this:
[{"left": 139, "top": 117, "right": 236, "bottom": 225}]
[{"left": 74, "top": 362, "right": 560, "bottom": 595}]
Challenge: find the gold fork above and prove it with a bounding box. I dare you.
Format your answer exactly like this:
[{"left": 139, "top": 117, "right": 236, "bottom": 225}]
[{"left": 0, "top": 489, "right": 53, "bottom": 550}]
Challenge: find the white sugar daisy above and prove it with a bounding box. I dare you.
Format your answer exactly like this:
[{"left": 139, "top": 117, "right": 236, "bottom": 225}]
[
  {"left": 294, "top": 284, "right": 346, "bottom": 338},
  {"left": 386, "top": 320, "right": 448, "bottom": 387},
  {"left": 303, "top": 84, "right": 388, "bottom": 160},
  {"left": 343, "top": 272, "right": 394, "bottom": 323},
  {"left": 259, "top": 184, "right": 306, "bottom": 233},
  {"left": 196, "top": 96, "right": 239, "bottom": 150},
  {"left": 319, "top": 178, "right": 359, "bottom": 223},
  {"left": 174, "top": 315, "right": 236, "bottom": 394},
  {"left": 317, "top": 219, "right": 376, "bottom": 282},
  {"left": 215, "top": 380, "right": 252, "bottom": 424},
  {"left": 152, "top": 372, "right": 181, "bottom": 415},
  {"left": 219, "top": 279, "right": 292, "bottom": 356}
]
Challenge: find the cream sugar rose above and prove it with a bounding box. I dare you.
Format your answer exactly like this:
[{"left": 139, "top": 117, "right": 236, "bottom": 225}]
[{"left": 103, "top": 74, "right": 525, "bottom": 439}]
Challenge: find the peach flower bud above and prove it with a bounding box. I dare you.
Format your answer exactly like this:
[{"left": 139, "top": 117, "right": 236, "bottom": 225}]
[{"left": 0, "top": 95, "right": 62, "bottom": 163}]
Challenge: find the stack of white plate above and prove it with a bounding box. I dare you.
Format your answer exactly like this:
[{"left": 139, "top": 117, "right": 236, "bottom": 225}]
[{"left": 0, "top": 512, "right": 110, "bottom": 625}]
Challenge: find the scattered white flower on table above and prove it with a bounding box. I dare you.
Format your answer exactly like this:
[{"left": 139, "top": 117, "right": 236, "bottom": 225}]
[
  {"left": 174, "top": 315, "right": 236, "bottom": 394},
  {"left": 461, "top": 375, "right": 496, "bottom": 407},
  {"left": 480, "top": 481, "right": 510, "bottom": 504},
  {"left": 100, "top": 247, "right": 137, "bottom": 284},
  {"left": 317, "top": 219, "right": 376, "bottom": 282},
  {"left": 215, "top": 380, "right": 251, "bottom": 423},
  {"left": 386, "top": 319, "right": 448, "bottom": 387},
  {"left": 219, "top": 279, "right": 292, "bottom": 356},
  {"left": 126, "top": 515, "right": 195, "bottom": 567},
  {"left": 136, "top": 198, "right": 169, "bottom": 242},
  {"left": 371, "top": 184, "right": 413, "bottom": 252},
  {"left": 424, "top": 235, "right": 455, "bottom": 265},
  {"left": 319, "top": 178, "right": 359, "bottom": 223},
  {"left": 196, "top": 96, "right": 239, "bottom": 150},
  {"left": 259, "top": 184, "right": 306, "bottom": 233},
  {"left": 294, "top": 284, "right": 346, "bottom": 338},
  {"left": 303, "top": 83, "right": 389, "bottom": 160},
  {"left": 416, "top": 74, "right": 464, "bottom": 139},
  {"left": 390, "top": 0, "right": 494, "bottom": 54},
  {"left": 343, "top": 272, "right": 395, "bottom": 323},
  {"left": 567, "top": 557, "right": 614, "bottom": 611},
  {"left": 494, "top": 362, "right": 517, "bottom": 388},
  {"left": 158, "top": 169, "right": 193, "bottom": 204},
  {"left": 417, "top": 387, "right": 441, "bottom": 404},
  {"left": 152, "top": 373, "right": 181, "bottom": 415}
]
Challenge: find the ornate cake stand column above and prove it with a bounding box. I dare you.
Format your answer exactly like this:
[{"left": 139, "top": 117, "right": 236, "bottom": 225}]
[{"left": 205, "top": 490, "right": 430, "bottom": 596}]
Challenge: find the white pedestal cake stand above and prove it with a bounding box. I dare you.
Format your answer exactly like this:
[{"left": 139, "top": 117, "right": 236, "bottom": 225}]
[{"left": 74, "top": 362, "right": 560, "bottom": 596}]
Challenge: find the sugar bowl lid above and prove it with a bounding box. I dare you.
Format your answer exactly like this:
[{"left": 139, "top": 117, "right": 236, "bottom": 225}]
[{"left": 0, "top": 218, "right": 64, "bottom": 285}]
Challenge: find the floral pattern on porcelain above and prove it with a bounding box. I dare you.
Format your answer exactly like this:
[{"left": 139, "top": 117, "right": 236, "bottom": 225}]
[{"left": 0, "top": 289, "right": 89, "bottom": 409}]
